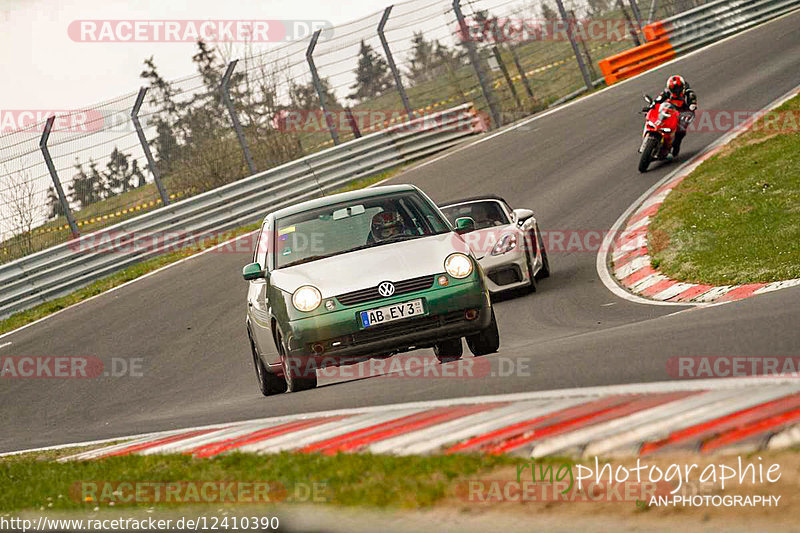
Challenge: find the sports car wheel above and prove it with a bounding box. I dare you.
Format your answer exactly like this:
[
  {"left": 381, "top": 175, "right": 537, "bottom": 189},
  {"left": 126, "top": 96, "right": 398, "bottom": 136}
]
[
  {"left": 250, "top": 331, "right": 287, "bottom": 396},
  {"left": 535, "top": 229, "right": 550, "bottom": 279},
  {"left": 525, "top": 247, "right": 537, "bottom": 293},
  {"left": 434, "top": 338, "right": 463, "bottom": 363},
  {"left": 277, "top": 334, "right": 317, "bottom": 393},
  {"left": 466, "top": 308, "right": 500, "bottom": 356}
]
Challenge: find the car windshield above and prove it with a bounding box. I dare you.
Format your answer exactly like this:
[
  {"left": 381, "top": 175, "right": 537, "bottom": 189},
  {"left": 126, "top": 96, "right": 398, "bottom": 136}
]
[
  {"left": 440, "top": 201, "right": 510, "bottom": 230},
  {"left": 274, "top": 192, "right": 451, "bottom": 268}
]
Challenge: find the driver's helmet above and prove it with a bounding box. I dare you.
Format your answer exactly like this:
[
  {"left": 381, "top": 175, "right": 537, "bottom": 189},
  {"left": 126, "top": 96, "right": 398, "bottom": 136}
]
[
  {"left": 666, "top": 75, "right": 685, "bottom": 99},
  {"left": 371, "top": 210, "right": 405, "bottom": 242}
]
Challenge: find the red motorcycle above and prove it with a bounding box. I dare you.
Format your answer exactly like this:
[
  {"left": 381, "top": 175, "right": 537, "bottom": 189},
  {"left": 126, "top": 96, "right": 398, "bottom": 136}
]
[{"left": 638, "top": 95, "right": 680, "bottom": 173}]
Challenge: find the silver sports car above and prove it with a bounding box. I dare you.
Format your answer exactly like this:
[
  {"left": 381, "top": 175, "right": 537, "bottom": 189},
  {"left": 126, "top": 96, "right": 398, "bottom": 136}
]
[{"left": 440, "top": 196, "right": 550, "bottom": 294}]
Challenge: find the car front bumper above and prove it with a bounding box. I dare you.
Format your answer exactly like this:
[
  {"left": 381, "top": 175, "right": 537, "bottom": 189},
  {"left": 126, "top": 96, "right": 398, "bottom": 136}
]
[
  {"left": 283, "top": 278, "right": 491, "bottom": 363},
  {"left": 478, "top": 248, "right": 534, "bottom": 293}
]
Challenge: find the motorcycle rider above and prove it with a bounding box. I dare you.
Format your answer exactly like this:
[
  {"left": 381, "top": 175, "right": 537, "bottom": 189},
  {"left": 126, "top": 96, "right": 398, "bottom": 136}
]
[{"left": 644, "top": 75, "right": 697, "bottom": 157}]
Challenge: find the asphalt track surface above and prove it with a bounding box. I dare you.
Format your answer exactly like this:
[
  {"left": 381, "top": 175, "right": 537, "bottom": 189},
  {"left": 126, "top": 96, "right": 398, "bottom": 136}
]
[{"left": 2, "top": 13, "right": 799, "bottom": 452}]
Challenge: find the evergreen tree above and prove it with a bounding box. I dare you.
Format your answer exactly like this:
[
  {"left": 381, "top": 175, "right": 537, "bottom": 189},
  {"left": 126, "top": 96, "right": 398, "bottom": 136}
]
[
  {"left": 45, "top": 186, "right": 65, "bottom": 220},
  {"left": 289, "top": 78, "right": 340, "bottom": 111},
  {"left": 407, "top": 32, "right": 436, "bottom": 84},
  {"left": 348, "top": 40, "right": 393, "bottom": 102},
  {"left": 69, "top": 159, "right": 104, "bottom": 208}
]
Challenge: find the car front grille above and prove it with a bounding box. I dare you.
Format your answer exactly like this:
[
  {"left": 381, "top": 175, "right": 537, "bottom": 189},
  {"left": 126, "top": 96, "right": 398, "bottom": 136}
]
[{"left": 335, "top": 275, "right": 435, "bottom": 306}]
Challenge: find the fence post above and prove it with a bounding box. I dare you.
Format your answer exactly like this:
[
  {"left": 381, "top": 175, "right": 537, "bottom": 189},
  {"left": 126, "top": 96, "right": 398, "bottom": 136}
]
[
  {"left": 492, "top": 46, "right": 521, "bottom": 109},
  {"left": 618, "top": 0, "right": 642, "bottom": 45},
  {"left": 508, "top": 45, "right": 535, "bottom": 103},
  {"left": 345, "top": 107, "right": 362, "bottom": 138},
  {"left": 131, "top": 87, "right": 170, "bottom": 206},
  {"left": 628, "top": 0, "right": 644, "bottom": 28},
  {"left": 39, "top": 116, "right": 79, "bottom": 238},
  {"left": 221, "top": 60, "right": 257, "bottom": 175},
  {"left": 554, "top": 0, "right": 593, "bottom": 91},
  {"left": 647, "top": 0, "right": 659, "bottom": 23},
  {"left": 378, "top": 6, "right": 414, "bottom": 120},
  {"left": 306, "top": 29, "right": 340, "bottom": 146},
  {"left": 453, "top": 0, "right": 502, "bottom": 128}
]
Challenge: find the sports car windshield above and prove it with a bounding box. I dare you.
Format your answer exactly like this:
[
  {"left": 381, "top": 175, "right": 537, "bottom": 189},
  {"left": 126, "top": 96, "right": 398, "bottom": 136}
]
[
  {"left": 440, "top": 201, "right": 510, "bottom": 230},
  {"left": 274, "top": 192, "right": 450, "bottom": 268}
]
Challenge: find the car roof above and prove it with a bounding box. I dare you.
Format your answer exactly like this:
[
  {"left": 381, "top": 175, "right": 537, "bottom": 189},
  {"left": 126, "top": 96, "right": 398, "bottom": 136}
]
[
  {"left": 266, "top": 184, "right": 420, "bottom": 221},
  {"left": 439, "top": 195, "right": 510, "bottom": 208}
]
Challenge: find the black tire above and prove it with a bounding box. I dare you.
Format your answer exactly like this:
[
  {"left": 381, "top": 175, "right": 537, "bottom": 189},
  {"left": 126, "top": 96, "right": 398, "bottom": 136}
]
[
  {"left": 524, "top": 247, "right": 537, "bottom": 293},
  {"left": 277, "top": 334, "right": 317, "bottom": 393},
  {"left": 534, "top": 229, "right": 550, "bottom": 280},
  {"left": 434, "top": 338, "right": 463, "bottom": 363},
  {"left": 466, "top": 308, "right": 500, "bottom": 356},
  {"left": 638, "top": 136, "right": 658, "bottom": 173},
  {"left": 249, "top": 331, "right": 287, "bottom": 396}
]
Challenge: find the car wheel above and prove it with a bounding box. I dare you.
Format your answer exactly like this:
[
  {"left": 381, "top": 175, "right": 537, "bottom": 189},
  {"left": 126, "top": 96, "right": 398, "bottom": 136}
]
[
  {"left": 525, "top": 247, "right": 537, "bottom": 293},
  {"left": 466, "top": 308, "right": 500, "bottom": 356},
  {"left": 434, "top": 338, "right": 463, "bottom": 363},
  {"left": 249, "top": 331, "right": 287, "bottom": 396},
  {"left": 277, "top": 334, "right": 317, "bottom": 393},
  {"left": 535, "top": 229, "right": 550, "bottom": 279}
]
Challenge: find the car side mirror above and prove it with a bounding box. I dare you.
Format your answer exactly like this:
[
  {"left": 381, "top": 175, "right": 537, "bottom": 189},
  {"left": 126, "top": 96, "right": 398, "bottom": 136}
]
[
  {"left": 242, "top": 262, "right": 266, "bottom": 281},
  {"left": 512, "top": 208, "right": 534, "bottom": 226},
  {"left": 454, "top": 216, "right": 476, "bottom": 234}
]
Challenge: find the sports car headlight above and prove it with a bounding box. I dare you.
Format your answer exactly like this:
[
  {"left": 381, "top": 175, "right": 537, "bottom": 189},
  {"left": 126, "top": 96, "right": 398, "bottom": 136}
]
[
  {"left": 491, "top": 233, "right": 517, "bottom": 256},
  {"left": 444, "top": 253, "right": 473, "bottom": 279},
  {"left": 292, "top": 285, "right": 322, "bottom": 312}
]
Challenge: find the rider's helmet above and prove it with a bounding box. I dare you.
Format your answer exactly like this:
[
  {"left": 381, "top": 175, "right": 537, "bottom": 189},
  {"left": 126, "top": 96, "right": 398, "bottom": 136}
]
[
  {"left": 371, "top": 209, "right": 405, "bottom": 242},
  {"left": 666, "top": 75, "right": 686, "bottom": 99}
]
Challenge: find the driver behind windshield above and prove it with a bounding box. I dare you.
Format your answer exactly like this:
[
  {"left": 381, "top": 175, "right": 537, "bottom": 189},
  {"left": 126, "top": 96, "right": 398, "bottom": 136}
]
[{"left": 369, "top": 209, "right": 412, "bottom": 243}]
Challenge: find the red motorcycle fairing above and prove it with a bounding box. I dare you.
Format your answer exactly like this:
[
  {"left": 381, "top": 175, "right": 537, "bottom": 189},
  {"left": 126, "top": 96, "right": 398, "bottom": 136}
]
[{"left": 641, "top": 102, "right": 680, "bottom": 157}]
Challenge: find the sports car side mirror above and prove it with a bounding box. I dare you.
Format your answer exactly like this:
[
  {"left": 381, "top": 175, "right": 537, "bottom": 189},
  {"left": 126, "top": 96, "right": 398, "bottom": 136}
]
[
  {"left": 242, "top": 262, "right": 265, "bottom": 281},
  {"left": 454, "top": 216, "right": 475, "bottom": 234},
  {"left": 512, "top": 208, "right": 534, "bottom": 226}
]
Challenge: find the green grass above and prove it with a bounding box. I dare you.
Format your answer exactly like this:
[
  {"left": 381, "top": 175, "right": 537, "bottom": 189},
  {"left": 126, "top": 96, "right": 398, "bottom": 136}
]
[
  {"left": 648, "top": 95, "right": 800, "bottom": 285},
  {"left": 0, "top": 452, "right": 517, "bottom": 512},
  {"left": 0, "top": 166, "right": 404, "bottom": 337}
]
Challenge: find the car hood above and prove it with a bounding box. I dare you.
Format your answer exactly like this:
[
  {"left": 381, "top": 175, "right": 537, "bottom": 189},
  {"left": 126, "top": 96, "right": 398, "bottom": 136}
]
[
  {"left": 460, "top": 225, "right": 518, "bottom": 260},
  {"left": 270, "top": 233, "right": 469, "bottom": 296}
]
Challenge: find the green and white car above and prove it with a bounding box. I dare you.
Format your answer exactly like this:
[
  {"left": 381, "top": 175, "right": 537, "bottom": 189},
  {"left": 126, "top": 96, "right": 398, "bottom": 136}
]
[{"left": 242, "top": 184, "right": 500, "bottom": 394}]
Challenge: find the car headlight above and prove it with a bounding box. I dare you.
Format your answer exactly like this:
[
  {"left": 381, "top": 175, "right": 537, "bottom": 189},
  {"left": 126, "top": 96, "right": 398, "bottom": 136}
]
[
  {"left": 292, "top": 285, "right": 322, "bottom": 312},
  {"left": 491, "top": 233, "right": 517, "bottom": 256},
  {"left": 444, "top": 253, "right": 473, "bottom": 279}
]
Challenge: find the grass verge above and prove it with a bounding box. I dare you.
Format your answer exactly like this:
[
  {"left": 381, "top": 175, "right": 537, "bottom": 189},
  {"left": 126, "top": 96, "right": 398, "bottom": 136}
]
[
  {"left": 0, "top": 452, "right": 518, "bottom": 512},
  {"left": 0, "top": 167, "right": 403, "bottom": 337},
  {"left": 648, "top": 94, "right": 800, "bottom": 285}
]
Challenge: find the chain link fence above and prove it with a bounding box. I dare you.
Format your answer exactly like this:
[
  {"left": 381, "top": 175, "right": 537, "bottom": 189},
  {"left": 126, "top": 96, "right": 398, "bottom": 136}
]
[{"left": 0, "top": 0, "right": 710, "bottom": 265}]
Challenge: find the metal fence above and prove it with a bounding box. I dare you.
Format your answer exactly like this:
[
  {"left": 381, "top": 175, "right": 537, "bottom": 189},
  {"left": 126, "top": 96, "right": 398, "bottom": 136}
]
[{"left": 0, "top": 0, "right": 674, "bottom": 266}]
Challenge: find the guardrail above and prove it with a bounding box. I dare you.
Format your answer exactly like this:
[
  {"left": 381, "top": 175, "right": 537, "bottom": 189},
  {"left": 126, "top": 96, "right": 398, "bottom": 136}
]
[
  {"left": 599, "top": 0, "right": 800, "bottom": 84},
  {"left": 0, "top": 104, "right": 488, "bottom": 319}
]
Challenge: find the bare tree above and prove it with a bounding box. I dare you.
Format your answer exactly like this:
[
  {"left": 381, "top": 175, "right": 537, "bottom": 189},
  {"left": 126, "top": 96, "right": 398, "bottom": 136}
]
[{"left": 0, "top": 165, "right": 44, "bottom": 257}]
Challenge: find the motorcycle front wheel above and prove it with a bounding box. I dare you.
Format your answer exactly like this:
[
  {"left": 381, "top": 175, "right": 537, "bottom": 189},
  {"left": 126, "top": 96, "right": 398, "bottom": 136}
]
[{"left": 638, "top": 136, "right": 659, "bottom": 173}]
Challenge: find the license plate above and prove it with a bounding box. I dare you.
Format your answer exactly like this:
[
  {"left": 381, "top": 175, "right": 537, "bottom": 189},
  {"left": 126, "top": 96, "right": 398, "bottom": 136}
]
[{"left": 360, "top": 299, "right": 425, "bottom": 328}]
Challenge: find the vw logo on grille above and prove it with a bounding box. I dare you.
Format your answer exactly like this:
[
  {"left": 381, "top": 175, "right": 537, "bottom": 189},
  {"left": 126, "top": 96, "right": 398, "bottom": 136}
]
[{"left": 377, "top": 281, "right": 395, "bottom": 297}]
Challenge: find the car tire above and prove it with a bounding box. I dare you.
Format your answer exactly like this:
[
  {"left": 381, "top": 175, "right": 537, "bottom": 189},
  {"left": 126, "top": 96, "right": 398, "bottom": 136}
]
[
  {"left": 525, "top": 247, "right": 537, "bottom": 293},
  {"left": 434, "top": 338, "right": 463, "bottom": 363},
  {"left": 466, "top": 308, "right": 500, "bottom": 356},
  {"left": 277, "top": 334, "right": 317, "bottom": 393},
  {"left": 249, "top": 331, "right": 287, "bottom": 396},
  {"left": 535, "top": 229, "right": 550, "bottom": 280}
]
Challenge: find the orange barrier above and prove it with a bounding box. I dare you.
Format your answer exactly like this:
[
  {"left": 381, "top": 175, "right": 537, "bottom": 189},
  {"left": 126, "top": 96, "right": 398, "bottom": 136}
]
[
  {"left": 642, "top": 20, "right": 673, "bottom": 41},
  {"left": 597, "top": 37, "right": 675, "bottom": 85}
]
